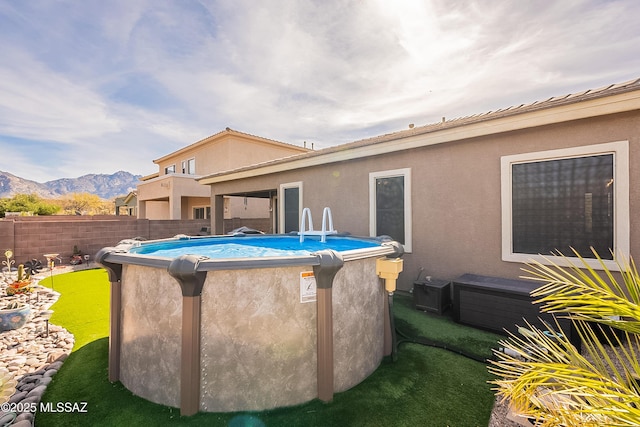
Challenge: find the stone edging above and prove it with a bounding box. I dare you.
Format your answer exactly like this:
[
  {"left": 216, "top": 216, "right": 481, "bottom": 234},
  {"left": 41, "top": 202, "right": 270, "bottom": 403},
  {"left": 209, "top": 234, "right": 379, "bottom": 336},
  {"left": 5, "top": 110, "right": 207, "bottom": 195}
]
[
  {"left": 1, "top": 270, "right": 75, "bottom": 426},
  {"left": 1, "top": 355, "right": 69, "bottom": 427}
]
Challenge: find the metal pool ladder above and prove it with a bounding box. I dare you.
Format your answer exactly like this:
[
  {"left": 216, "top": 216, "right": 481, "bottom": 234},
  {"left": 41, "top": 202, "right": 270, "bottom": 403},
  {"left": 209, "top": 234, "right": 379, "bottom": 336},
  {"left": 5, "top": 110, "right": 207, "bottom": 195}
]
[{"left": 299, "top": 207, "right": 337, "bottom": 243}]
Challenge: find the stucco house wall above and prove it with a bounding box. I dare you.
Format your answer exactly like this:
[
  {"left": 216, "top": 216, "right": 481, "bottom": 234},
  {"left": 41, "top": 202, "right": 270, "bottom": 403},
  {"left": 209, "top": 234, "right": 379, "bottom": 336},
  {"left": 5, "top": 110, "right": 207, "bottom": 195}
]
[
  {"left": 138, "top": 128, "right": 308, "bottom": 220},
  {"left": 142, "top": 201, "right": 169, "bottom": 220},
  {"left": 203, "top": 82, "right": 640, "bottom": 291},
  {"left": 154, "top": 132, "right": 308, "bottom": 178},
  {"left": 225, "top": 196, "right": 269, "bottom": 220},
  {"left": 154, "top": 128, "right": 308, "bottom": 175}
]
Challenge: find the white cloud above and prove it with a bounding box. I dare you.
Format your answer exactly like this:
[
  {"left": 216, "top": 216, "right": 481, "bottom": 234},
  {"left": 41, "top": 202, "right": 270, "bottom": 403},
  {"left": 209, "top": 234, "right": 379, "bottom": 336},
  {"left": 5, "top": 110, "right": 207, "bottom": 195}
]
[
  {"left": 0, "top": 0, "right": 639, "bottom": 180},
  {"left": 0, "top": 48, "right": 121, "bottom": 143}
]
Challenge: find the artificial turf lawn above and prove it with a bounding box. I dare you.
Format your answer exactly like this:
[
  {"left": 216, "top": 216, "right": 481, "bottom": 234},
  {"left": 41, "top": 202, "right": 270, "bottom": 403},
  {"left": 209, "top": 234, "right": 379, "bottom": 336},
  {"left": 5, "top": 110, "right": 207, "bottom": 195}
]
[
  {"left": 38, "top": 268, "right": 110, "bottom": 350},
  {"left": 36, "top": 269, "right": 503, "bottom": 426}
]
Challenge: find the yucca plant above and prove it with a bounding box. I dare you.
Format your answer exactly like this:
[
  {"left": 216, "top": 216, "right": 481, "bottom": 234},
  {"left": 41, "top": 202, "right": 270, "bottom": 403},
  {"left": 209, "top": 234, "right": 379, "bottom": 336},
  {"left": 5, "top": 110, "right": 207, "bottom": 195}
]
[{"left": 489, "top": 248, "right": 640, "bottom": 426}]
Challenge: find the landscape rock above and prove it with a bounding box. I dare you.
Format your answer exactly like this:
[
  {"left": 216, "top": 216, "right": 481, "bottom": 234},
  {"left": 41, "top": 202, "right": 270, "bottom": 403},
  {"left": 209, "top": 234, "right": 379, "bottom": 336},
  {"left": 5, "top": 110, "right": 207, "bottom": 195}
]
[
  {"left": 0, "top": 411, "right": 17, "bottom": 425},
  {"left": 0, "top": 270, "right": 75, "bottom": 426}
]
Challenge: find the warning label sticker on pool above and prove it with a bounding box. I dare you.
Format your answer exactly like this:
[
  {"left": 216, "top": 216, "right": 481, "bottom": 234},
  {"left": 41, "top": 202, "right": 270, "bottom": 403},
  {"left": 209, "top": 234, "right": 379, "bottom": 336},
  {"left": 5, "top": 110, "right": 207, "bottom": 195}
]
[{"left": 300, "top": 271, "right": 316, "bottom": 303}]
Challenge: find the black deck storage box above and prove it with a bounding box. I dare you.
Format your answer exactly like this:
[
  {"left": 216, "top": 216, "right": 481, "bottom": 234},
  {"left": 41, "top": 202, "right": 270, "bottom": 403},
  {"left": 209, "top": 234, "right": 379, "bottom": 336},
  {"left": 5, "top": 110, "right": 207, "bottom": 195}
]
[
  {"left": 413, "top": 278, "right": 451, "bottom": 315},
  {"left": 452, "top": 273, "right": 580, "bottom": 349}
]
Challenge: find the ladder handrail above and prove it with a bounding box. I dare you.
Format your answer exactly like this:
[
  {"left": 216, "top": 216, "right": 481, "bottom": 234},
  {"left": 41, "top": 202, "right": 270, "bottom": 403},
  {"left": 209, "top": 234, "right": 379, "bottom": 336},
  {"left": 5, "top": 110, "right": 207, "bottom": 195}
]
[
  {"left": 321, "top": 207, "right": 334, "bottom": 235},
  {"left": 299, "top": 207, "right": 337, "bottom": 243},
  {"left": 299, "top": 207, "right": 314, "bottom": 242}
]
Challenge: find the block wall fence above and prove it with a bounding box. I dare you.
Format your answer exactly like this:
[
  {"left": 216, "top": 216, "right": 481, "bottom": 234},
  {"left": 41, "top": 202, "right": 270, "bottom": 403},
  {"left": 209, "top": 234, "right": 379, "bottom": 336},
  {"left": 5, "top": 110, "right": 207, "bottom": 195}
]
[{"left": 0, "top": 216, "right": 269, "bottom": 265}]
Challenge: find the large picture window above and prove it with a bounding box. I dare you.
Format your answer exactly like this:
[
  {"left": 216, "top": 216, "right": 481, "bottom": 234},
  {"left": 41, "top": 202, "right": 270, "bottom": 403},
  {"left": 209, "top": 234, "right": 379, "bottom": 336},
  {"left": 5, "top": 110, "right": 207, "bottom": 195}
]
[
  {"left": 501, "top": 141, "right": 629, "bottom": 269},
  {"left": 369, "top": 168, "right": 412, "bottom": 252}
]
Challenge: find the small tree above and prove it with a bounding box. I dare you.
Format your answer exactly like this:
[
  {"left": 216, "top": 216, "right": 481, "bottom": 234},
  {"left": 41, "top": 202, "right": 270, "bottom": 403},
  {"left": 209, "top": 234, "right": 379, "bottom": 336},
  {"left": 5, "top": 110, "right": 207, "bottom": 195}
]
[
  {"left": 59, "top": 192, "right": 112, "bottom": 215},
  {"left": 0, "top": 194, "right": 60, "bottom": 217},
  {"left": 489, "top": 249, "right": 640, "bottom": 426}
]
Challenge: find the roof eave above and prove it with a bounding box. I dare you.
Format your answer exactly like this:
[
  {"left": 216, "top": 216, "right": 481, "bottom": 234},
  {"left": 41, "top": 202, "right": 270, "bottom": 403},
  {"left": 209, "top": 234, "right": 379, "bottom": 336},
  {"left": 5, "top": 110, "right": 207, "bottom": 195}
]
[
  {"left": 198, "top": 88, "right": 640, "bottom": 185},
  {"left": 153, "top": 128, "right": 308, "bottom": 164}
]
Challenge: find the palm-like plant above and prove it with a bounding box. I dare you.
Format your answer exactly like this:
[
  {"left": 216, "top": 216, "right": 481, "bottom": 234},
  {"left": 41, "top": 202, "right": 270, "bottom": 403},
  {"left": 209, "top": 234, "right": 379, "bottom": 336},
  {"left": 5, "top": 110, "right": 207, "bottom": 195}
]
[
  {"left": 0, "top": 368, "right": 17, "bottom": 405},
  {"left": 489, "top": 249, "right": 640, "bottom": 426}
]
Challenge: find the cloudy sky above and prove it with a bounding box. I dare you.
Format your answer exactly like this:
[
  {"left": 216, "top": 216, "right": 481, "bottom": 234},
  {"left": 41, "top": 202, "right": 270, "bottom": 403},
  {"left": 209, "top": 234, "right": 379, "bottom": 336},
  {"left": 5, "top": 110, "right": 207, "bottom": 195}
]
[{"left": 0, "top": 0, "right": 638, "bottom": 182}]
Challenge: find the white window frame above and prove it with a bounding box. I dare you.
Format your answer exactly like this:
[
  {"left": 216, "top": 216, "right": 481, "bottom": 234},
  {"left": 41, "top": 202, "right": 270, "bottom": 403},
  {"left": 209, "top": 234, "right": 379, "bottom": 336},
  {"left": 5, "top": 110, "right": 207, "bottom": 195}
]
[
  {"left": 501, "top": 141, "right": 629, "bottom": 270},
  {"left": 164, "top": 164, "right": 176, "bottom": 174},
  {"left": 193, "top": 206, "right": 209, "bottom": 219},
  {"left": 279, "top": 181, "right": 303, "bottom": 234},
  {"left": 182, "top": 158, "right": 196, "bottom": 175},
  {"left": 369, "top": 168, "right": 412, "bottom": 252}
]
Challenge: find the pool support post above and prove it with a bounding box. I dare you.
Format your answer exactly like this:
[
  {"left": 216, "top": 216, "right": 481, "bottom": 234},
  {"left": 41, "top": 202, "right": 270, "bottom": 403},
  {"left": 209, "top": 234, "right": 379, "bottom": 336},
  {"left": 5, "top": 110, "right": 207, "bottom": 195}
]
[
  {"left": 95, "top": 247, "right": 124, "bottom": 383},
  {"left": 312, "top": 250, "right": 344, "bottom": 403},
  {"left": 168, "top": 255, "right": 207, "bottom": 417}
]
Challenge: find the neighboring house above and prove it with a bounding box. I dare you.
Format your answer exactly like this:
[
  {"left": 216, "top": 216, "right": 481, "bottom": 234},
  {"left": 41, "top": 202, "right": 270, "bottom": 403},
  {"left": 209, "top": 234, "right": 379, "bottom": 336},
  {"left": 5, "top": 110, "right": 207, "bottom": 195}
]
[
  {"left": 136, "top": 128, "right": 309, "bottom": 225},
  {"left": 114, "top": 191, "right": 137, "bottom": 216},
  {"left": 198, "top": 78, "right": 640, "bottom": 291}
]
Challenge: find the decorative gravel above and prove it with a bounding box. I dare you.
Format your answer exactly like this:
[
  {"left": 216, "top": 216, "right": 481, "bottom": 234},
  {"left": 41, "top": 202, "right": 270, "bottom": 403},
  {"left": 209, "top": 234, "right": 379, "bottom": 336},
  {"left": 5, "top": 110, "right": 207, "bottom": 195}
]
[{"left": 1, "top": 268, "right": 75, "bottom": 426}]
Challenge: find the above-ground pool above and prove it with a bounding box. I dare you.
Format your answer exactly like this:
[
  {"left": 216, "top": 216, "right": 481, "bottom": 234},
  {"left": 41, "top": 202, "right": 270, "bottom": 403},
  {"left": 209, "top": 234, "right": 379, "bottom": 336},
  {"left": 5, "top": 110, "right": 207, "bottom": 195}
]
[
  {"left": 129, "top": 234, "right": 384, "bottom": 259},
  {"left": 97, "top": 233, "right": 403, "bottom": 415}
]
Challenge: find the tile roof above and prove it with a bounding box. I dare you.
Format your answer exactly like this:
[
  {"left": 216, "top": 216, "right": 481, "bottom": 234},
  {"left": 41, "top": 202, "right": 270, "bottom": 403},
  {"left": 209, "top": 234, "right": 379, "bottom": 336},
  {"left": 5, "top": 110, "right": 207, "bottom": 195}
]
[
  {"left": 199, "top": 77, "right": 640, "bottom": 180},
  {"left": 191, "top": 127, "right": 306, "bottom": 150},
  {"left": 153, "top": 127, "right": 309, "bottom": 164},
  {"left": 308, "top": 77, "right": 640, "bottom": 154},
  {"left": 400, "top": 77, "right": 640, "bottom": 139}
]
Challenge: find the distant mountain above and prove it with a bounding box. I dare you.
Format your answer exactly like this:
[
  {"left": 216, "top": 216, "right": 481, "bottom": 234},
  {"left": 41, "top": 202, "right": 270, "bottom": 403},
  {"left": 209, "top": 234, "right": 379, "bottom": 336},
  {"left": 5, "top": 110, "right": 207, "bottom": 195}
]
[{"left": 0, "top": 171, "right": 142, "bottom": 200}]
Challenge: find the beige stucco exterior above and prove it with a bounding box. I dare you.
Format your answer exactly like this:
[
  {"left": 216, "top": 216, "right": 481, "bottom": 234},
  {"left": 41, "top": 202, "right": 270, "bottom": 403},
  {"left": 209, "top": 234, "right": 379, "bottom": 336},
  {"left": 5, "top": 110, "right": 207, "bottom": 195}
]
[
  {"left": 137, "top": 128, "right": 308, "bottom": 220},
  {"left": 199, "top": 79, "right": 640, "bottom": 291}
]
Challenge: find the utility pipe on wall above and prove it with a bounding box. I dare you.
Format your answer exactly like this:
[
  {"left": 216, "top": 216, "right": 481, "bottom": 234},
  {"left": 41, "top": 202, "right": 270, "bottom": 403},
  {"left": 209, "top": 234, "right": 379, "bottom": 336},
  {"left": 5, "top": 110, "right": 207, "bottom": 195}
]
[{"left": 376, "top": 257, "right": 404, "bottom": 361}]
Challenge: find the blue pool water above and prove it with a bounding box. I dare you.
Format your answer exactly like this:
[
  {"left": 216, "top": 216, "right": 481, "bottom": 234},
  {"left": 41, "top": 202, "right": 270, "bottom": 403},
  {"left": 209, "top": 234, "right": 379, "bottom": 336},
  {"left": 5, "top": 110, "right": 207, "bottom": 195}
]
[{"left": 130, "top": 235, "right": 381, "bottom": 259}]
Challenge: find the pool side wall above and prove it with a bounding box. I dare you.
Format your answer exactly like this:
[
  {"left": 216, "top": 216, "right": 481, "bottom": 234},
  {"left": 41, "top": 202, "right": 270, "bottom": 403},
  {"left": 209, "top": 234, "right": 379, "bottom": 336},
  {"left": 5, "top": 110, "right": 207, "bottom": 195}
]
[
  {"left": 199, "top": 266, "right": 316, "bottom": 411},
  {"left": 332, "top": 258, "right": 385, "bottom": 392},
  {"left": 119, "top": 264, "right": 182, "bottom": 406},
  {"left": 116, "top": 257, "right": 385, "bottom": 412}
]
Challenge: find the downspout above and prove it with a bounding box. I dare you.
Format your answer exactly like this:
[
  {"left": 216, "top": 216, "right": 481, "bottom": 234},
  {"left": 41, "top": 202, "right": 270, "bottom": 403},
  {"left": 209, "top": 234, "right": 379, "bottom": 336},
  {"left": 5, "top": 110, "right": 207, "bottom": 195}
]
[
  {"left": 312, "top": 249, "right": 344, "bottom": 403},
  {"left": 168, "top": 255, "right": 208, "bottom": 417}
]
